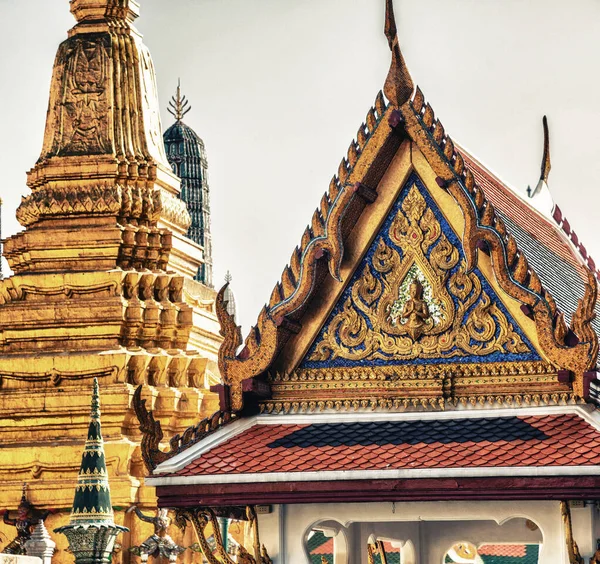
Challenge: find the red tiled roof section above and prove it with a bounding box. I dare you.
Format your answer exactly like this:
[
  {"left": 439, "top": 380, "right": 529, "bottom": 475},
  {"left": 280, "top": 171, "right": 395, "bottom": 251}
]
[
  {"left": 172, "top": 414, "right": 600, "bottom": 477},
  {"left": 311, "top": 538, "right": 334, "bottom": 555},
  {"left": 382, "top": 542, "right": 400, "bottom": 553},
  {"left": 478, "top": 545, "right": 527, "bottom": 557},
  {"left": 458, "top": 149, "right": 587, "bottom": 280}
]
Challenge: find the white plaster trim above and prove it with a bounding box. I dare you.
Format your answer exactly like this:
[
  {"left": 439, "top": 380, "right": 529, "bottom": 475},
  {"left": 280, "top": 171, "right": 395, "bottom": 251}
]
[
  {"left": 153, "top": 404, "right": 599, "bottom": 475},
  {"left": 154, "top": 415, "right": 258, "bottom": 474},
  {"left": 147, "top": 464, "right": 600, "bottom": 487},
  {"left": 255, "top": 404, "right": 597, "bottom": 426}
]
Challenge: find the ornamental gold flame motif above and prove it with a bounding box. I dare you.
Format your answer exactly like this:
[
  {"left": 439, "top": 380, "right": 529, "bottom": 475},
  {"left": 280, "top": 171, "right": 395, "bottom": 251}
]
[{"left": 308, "top": 184, "right": 529, "bottom": 362}]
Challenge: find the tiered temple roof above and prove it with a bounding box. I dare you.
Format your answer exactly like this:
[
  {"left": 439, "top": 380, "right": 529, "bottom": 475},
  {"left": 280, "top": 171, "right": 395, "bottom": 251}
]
[{"left": 140, "top": 0, "right": 600, "bottom": 512}]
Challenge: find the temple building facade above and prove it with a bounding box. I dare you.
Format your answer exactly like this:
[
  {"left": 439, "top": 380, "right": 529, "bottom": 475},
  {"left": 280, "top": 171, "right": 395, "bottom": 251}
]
[
  {"left": 0, "top": 0, "right": 222, "bottom": 562},
  {"left": 1, "top": 0, "right": 600, "bottom": 563},
  {"left": 139, "top": 0, "right": 600, "bottom": 563}
]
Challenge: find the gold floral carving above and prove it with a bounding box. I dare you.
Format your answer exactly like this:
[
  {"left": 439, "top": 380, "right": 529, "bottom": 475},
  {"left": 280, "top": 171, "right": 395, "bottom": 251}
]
[
  {"left": 16, "top": 185, "right": 190, "bottom": 231},
  {"left": 0, "top": 279, "right": 119, "bottom": 305},
  {"left": 0, "top": 367, "right": 117, "bottom": 390},
  {"left": 16, "top": 186, "right": 121, "bottom": 227},
  {"left": 399, "top": 88, "right": 598, "bottom": 392},
  {"left": 53, "top": 37, "right": 111, "bottom": 156},
  {"left": 308, "top": 185, "right": 529, "bottom": 363},
  {"left": 263, "top": 359, "right": 573, "bottom": 414}
]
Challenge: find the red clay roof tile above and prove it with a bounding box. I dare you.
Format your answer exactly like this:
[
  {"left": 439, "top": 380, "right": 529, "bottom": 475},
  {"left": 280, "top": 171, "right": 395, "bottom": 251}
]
[{"left": 169, "top": 413, "right": 600, "bottom": 478}]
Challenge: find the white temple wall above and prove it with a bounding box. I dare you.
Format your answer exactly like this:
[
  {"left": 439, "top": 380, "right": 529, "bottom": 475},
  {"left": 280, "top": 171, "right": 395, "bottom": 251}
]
[
  {"left": 419, "top": 519, "right": 541, "bottom": 563},
  {"left": 257, "top": 500, "right": 588, "bottom": 564},
  {"left": 571, "top": 504, "right": 596, "bottom": 558},
  {"left": 349, "top": 521, "right": 420, "bottom": 564}
]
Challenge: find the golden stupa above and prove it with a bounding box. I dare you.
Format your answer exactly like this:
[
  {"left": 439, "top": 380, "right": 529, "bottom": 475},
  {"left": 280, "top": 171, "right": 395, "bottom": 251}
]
[{"left": 0, "top": 0, "right": 222, "bottom": 561}]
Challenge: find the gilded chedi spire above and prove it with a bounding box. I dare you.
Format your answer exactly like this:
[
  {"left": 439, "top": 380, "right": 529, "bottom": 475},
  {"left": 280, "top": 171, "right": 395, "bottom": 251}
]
[
  {"left": 5, "top": 0, "right": 205, "bottom": 279},
  {"left": 31, "top": 0, "right": 174, "bottom": 192},
  {"left": 69, "top": 0, "right": 141, "bottom": 25},
  {"left": 384, "top": 0, "right": 414, "bottom": 107}
]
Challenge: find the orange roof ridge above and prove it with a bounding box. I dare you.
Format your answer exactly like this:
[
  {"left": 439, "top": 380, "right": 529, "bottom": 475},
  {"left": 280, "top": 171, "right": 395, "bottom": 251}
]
[
  {"left": 456, "top": 145, "right": 587, "bottom": 276},
  {"left": 457, "top": 140, "right": 599, "bottom": 283}
]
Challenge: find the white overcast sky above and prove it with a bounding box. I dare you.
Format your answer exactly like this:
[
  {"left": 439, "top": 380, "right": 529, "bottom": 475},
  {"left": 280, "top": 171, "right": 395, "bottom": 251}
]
[{"left": 0, "top": 0, "right": 599, "bottom": 333}]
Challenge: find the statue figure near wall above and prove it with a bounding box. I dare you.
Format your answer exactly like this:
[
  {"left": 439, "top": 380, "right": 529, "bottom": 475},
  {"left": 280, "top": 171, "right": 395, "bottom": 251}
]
[
  {"left": 128, "top": 506, "right": 185, "bottom": 562},
  {"left": 1, "top": 484, "right": 50, "bottom": 555}
]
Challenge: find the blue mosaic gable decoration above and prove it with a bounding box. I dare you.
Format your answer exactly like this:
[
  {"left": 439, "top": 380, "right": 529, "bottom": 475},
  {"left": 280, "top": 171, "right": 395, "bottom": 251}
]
[{"left": 300, "top": 172, "right": 540, "bottom": 369}]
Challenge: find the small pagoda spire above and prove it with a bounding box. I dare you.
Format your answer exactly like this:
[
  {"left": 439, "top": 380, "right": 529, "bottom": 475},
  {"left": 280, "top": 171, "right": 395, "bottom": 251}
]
[
  {"left": 383, "top": 0, "right": 414, "bottom": 107},
  {"left": 55, "top": 379, "right": 127, "bottom": 564},
  {"left": 223, "top": 272, "right": 237, "bottom": 321},
  {"left": 168, "top": 79, "right": 192, "bottom": 122},
  {"left": 540, "top": 115, "right": 551, "bottom": 183},
  {"left": 68, "top": 378, "right": 114, "bottom": 525}
]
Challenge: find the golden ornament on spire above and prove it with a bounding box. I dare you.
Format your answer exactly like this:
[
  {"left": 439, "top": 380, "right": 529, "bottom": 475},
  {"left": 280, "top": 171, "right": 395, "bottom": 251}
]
[
  {"left": 168, "top": 79, "right": 192, "bottom": 122},
  {"left": 383, "top": 0, "right": 414, "bottom": 107}
]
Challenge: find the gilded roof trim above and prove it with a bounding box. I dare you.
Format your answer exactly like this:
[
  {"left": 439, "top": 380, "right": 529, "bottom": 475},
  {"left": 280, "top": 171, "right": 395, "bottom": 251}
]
[{"left": 398, "top": 89, "right": 598, "bottom": 393}]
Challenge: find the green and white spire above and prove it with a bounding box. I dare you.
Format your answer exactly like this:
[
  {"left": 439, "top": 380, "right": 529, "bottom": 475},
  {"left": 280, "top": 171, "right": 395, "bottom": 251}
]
[
  {"left": 56, "top": 379, "right": 127, "bottom": 564},
  {"left": 69, "top": 378, "right": 114, "bottom": 525}
]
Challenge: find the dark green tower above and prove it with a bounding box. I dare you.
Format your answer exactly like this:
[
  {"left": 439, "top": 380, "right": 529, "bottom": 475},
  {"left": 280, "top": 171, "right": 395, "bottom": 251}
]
[{"left": 164, "top": 82, "right": 213, "bottom": 287}]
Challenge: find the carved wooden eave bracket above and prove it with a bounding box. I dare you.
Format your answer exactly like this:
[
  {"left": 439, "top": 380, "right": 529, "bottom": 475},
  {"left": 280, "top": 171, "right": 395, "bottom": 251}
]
[
  {"left": 396, "top": 88, "right": 598, "bottom": 394},
  {"left": 133, "top": 386, "right": 237, "bottom": 473},
  {"left": 175, "top": 506, "right": 272, "bottom": 564}
]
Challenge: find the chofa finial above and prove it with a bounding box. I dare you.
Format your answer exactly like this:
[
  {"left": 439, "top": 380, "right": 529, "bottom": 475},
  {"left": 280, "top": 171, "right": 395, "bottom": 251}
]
[
  {"left": 540, "top": 115, "right": 551, "bottom": 183},
  {"left": 383, "top": 0, "right": 414, "bottom": 107},
  {"left": 168, "top": 79, "right": 192, "bottom": 122}
]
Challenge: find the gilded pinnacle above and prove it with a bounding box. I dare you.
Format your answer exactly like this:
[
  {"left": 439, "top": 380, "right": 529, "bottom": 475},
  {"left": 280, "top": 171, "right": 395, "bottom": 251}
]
[
  {"left": 168, "top": 79, "right": 192, "bottom": 122},
  {"left": 70, "top": 0, "right": 140, "bottom": 24},
  {"left": 383, "top": 0, "right": 414, "bottom": 107}
]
